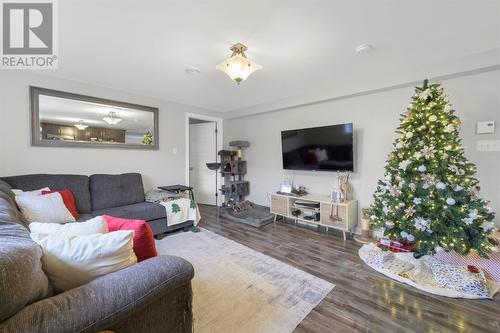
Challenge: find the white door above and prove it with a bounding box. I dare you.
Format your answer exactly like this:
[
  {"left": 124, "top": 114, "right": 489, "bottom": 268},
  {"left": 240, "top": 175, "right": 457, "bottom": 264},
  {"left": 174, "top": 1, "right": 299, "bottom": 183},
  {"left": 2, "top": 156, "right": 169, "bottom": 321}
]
[{"left": 189, "top": 122, "right": 217, "bottom": 205}]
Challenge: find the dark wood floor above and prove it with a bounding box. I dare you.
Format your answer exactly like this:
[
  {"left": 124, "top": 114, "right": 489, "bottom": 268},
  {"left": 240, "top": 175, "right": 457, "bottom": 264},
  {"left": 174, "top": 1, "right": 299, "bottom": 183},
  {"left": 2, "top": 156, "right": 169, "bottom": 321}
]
[{"left": 197, "top": 205, "right": 500, "bottom": 333}]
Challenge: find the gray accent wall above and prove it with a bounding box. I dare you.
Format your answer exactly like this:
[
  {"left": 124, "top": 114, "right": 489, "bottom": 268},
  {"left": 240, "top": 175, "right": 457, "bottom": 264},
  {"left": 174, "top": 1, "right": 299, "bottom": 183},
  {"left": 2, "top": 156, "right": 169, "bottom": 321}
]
[{"left": 223, "top": 69, "right": 500, "bottom": 227}]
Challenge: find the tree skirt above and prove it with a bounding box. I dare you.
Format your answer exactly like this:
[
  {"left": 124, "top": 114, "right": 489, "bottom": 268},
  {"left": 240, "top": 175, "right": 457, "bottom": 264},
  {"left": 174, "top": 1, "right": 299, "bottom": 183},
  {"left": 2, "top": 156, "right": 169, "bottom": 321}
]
[{"left": 359, "top": 243, "right": 500, "bottom": 299}]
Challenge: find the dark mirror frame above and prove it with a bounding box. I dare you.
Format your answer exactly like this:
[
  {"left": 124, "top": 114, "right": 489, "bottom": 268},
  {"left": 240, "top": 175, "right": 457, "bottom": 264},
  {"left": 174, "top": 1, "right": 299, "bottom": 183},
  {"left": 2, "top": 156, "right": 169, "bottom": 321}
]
[{"left": 30, "top": 86, "right": 159, "bottom": 150}]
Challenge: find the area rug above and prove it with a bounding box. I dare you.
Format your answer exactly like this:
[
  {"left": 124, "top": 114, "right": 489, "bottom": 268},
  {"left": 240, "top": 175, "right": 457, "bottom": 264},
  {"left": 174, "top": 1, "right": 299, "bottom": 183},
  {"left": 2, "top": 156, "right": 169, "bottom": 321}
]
[{"left": 156, "top": 229, "right": 334, "bottom": 333}]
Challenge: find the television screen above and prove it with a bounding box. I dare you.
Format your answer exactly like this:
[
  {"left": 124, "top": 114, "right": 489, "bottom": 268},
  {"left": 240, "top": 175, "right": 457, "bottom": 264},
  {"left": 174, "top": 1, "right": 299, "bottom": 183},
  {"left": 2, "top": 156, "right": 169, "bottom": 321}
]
[{"left": 281, "top": 123, "right": 353, "bottom": 171}]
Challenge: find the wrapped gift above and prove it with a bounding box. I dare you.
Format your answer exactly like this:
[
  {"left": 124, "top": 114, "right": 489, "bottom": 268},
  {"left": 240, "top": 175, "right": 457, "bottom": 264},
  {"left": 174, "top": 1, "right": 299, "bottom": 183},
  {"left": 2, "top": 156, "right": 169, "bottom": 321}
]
[{"left": 367, "top": 249, "right": 395, "bottom": 267}]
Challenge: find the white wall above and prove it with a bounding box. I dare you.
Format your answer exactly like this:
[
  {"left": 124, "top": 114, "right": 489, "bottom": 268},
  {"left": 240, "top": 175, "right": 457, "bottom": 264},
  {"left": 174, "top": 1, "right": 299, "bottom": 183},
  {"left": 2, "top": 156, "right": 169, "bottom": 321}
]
[
  {"left": 0, "top": 71, "right": 222, "bottom": 191},
  {"left": 224, "top": 70, "right": 500, "bottom": 226}
]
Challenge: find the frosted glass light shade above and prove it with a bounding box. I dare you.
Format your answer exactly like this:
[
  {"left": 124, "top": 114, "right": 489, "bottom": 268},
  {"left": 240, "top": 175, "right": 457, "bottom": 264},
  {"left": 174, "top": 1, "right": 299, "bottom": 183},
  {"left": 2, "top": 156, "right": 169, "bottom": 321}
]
[
  {"left": 74, "top": 120, "right": 88, "bottom": 130},
  {"left": 216, "top": 54, "right": 262, "bottom": 84},
  {"left": 102, "top": 111, "right": 122, "bottom": 125}
]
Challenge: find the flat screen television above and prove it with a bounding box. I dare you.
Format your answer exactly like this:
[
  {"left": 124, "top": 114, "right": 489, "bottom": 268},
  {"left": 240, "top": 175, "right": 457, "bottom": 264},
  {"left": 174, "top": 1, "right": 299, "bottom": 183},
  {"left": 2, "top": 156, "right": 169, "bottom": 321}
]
[{"left": 281, "top": 123, "right": 353, "bottom": 171}]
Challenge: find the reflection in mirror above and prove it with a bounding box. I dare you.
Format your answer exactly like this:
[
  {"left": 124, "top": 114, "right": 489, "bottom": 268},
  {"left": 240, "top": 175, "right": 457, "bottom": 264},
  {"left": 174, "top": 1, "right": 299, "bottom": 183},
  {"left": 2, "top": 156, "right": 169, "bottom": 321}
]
[{"left": 31, "top": 87, "right": 159, "bottom": 149}]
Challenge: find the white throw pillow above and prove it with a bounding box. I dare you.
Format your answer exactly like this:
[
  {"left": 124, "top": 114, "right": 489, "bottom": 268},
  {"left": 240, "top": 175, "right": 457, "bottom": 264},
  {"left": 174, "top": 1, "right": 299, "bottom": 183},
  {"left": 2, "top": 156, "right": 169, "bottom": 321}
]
[
  {"left": 30, "top": 231, "right": 137, "bottom": 293},
  {"left": 29, "top": 216, "right": 109, "bottom": 236},
  {"left": 15, "top": 192, "right": 76, "bottom": 224},
  {"left": 12, "top": 187, "right": 50, "bottom": 196}
]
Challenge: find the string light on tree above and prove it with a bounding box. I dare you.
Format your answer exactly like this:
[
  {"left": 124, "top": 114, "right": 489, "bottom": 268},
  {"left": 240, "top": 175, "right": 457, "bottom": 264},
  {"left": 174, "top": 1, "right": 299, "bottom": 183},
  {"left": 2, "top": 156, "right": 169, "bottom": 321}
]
[{"left": 370, "top": 79, "right": 496, "bottom": 258}]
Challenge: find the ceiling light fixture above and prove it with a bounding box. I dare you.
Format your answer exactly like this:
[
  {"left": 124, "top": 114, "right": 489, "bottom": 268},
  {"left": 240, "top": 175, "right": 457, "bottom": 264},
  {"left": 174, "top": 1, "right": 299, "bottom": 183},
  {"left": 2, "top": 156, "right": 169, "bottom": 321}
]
[
  {"left": 355, "top": 44, "right": 373, "bottom": 54},
  {"left": 216, "top": 43, "right": 262, "bottom": 84},
  {"left": 74, "top": 120, "right": 88, "bottom": 130},
  {"left": 102, "top": 111, "right": 122, "bottom": 125}
]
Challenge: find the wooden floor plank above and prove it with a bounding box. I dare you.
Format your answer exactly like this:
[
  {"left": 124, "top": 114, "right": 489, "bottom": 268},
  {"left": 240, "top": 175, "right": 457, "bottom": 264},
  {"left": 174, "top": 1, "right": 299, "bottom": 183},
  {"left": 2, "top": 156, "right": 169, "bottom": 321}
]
[{"left": 197, "top": 205, "right": 500, "bottom": 333}]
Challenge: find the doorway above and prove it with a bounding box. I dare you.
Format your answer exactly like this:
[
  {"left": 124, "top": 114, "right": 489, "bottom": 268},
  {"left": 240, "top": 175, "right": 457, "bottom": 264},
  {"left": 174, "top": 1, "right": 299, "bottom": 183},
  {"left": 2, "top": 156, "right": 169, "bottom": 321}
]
[{"left": 185, "top": 113, "right": 223, "bottom": 205}]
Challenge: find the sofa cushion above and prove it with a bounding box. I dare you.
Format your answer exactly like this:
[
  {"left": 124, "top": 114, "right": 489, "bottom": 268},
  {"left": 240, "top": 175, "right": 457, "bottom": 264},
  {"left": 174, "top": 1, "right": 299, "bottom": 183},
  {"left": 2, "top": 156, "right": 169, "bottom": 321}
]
[
  {"left": 12, "top": 187, "right": 50, "bottom": 197},
  {"left": 15, "top": 192, "right": 76, "bottom": 224},
  {"left": 42, "top": 189, "right": 80, "bottom": 218},
  {"left": 0, "top": 182, "right": 52, "bottom": 320},
  {"left": 90, "top": 173, "right": 145, "bottom": 210},
  {"left": 0, "top": 180, "right": 15, "bottom": 203},
  {"left": 103, "top": 215, "right": 157, "bottom": 262},
  {"left": 0, "top": 221, "right": 52, "bottom": 321},
  {"left": 30, "top": 216, "right": 109, "bottom": 237},
  {"left": 0, "top": 182, "right": 28, "bottom": 229},
  {"left": 1, "top": 174, "right": 92, "bottom": 214},
  {"left": 31, "top": 230, "right": 137, "bottom": 293},
  {"left": 92, "top": 202, "right": 166, "bottom": 222}
]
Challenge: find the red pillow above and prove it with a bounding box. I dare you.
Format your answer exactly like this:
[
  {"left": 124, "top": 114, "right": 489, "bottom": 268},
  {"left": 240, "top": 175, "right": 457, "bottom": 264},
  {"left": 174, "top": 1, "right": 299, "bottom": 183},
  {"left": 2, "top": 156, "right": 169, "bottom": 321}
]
[
  {"left": 42, "top": 189, "right": 80, "bottom": 218},
  {"left": 102, "top": 215, "right": 157, "bottom": 262}
]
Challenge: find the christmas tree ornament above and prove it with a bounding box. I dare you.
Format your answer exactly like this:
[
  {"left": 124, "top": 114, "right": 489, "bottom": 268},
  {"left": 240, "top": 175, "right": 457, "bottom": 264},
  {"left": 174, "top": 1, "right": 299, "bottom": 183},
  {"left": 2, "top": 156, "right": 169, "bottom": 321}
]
[
  {"left": 435, "top": 182, "right": 446, "bottom": 190},
  {"left": 446, "top": 198, "right": 456, "bottom": 205},
  {"left": 385, "top": 221, "right": 395, "bottom": 229},
  {"left": 404, "top": 206, "right": 416, "bottom": 217},
  {"left": 444, "top": 124, "right": 455, "bottom": 132},
  {"left": 419, "top": 89, "right": 432, "bottom": 100},
  {"left": 369, "top": 79, "right": 496, "bottom": 258},
  {"left": 399, "top": 160, "right": 411, "bottom": 170},
  {"left": 421, "top": 146, "right": 437, "bottom": 159}
]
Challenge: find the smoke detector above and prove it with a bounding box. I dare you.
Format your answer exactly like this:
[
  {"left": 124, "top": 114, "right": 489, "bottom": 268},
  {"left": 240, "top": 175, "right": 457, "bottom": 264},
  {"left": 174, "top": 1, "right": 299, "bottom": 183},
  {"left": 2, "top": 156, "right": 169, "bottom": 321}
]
[{"left": 355, "top": 44, "right": 373, "bottom": 54}]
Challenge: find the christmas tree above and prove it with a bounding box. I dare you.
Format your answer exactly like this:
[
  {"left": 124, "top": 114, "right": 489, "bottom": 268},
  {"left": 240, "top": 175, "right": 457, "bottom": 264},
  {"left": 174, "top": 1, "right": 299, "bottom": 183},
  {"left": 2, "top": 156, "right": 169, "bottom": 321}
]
[{"left": 370, "top": 79, "right": 496, "bottom": 258}]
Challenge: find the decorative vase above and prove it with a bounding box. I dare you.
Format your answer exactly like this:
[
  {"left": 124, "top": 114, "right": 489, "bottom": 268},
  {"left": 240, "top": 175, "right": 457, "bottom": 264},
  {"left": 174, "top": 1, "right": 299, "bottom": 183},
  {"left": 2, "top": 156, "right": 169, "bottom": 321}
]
[{"left": 361, "top": 217, "right": 371, "bottom": 239}]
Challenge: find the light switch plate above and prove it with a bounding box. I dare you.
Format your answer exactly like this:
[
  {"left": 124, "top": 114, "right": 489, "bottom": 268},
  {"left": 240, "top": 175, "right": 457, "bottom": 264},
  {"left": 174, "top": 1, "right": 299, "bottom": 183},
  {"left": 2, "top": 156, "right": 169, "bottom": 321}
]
[
  {"left": 476, "top": 140, "right": 500, "bottom": 152},
  {"left": 476, "top": 121, "right": 495, "bottom": 134}
]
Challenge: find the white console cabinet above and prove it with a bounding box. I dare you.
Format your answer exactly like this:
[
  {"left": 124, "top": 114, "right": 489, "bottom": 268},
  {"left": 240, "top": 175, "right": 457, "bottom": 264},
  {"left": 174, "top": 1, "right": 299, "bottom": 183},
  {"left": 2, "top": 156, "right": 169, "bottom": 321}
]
[{"left": 269, "top": 192, "right": 358, "bottom": 240}]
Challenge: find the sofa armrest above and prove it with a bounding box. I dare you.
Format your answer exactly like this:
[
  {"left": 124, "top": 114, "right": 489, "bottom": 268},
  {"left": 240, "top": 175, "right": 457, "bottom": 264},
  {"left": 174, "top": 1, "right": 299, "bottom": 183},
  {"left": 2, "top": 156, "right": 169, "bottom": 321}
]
[{"left": 0, "top": 255, "right": 194, "bottom": 333}]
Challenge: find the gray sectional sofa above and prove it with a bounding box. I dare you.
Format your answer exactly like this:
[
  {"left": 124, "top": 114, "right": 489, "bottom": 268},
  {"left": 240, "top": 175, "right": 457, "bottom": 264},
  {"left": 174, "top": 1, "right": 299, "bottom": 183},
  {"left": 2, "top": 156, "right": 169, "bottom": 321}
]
[
  {"left": 0, "top": 177, "right": 195, "bottom": 333},
  {"left": 0, "top": 173, "right": 193, "bottom": 237}
]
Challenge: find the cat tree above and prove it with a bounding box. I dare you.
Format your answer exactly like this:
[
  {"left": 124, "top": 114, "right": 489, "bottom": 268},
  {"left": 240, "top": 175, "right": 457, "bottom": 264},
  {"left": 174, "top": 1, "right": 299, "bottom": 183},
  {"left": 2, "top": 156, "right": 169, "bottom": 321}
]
[{"left": 206, "top": 141, "right": 274, "bottom": 228}]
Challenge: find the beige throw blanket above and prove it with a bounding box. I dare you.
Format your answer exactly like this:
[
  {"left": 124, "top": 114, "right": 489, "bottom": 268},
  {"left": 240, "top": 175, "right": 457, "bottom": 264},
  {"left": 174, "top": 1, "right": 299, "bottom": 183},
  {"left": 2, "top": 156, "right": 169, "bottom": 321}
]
[{"left": 160, "top": 198, "right": 201, "bottom": 227}]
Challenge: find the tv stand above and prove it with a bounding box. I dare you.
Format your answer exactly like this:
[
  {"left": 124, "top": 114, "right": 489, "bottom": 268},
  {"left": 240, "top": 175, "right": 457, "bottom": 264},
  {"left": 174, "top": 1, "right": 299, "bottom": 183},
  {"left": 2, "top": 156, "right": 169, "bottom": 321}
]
[{"left": 269, "top": 192, "right": 358, "bottom": 240}]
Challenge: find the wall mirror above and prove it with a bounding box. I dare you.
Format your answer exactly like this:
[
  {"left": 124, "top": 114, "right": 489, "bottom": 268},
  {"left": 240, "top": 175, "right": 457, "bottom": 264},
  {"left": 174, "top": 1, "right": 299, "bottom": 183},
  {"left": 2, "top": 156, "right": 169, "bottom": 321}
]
[{"left": 30, "top": 86, "right": 159, "bottom": 149}]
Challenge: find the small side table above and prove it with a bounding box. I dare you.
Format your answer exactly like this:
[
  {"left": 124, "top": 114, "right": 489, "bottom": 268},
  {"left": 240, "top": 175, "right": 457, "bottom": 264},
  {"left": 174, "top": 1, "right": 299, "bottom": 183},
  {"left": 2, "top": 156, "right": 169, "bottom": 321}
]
[{"left": 158, "top": 185, "right": 195, "bottom": 201}]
